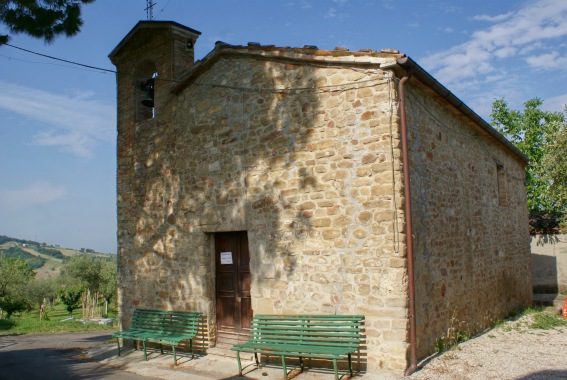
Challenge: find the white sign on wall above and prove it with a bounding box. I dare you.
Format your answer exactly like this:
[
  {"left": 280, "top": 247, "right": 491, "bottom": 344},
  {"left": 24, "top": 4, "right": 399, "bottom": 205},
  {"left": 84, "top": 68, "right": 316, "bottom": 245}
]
[{"left": 220, "top": 252, "right": 233, "bottom": 265}]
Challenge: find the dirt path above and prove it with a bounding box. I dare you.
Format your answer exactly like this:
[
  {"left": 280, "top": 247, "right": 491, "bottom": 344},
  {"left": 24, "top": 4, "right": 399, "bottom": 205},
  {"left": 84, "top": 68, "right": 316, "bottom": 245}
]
[
  {"left": 403, "top": 314, "right": 567, "bottom": 380},
  {"left": 0, "top": 332, "right": 155, "bottom": 380}
]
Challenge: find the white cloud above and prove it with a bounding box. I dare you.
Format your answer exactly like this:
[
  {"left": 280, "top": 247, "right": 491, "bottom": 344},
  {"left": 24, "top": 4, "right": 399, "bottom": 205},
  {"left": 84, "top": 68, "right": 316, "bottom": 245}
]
[
  {"left": 324, "top": 7, "right": 337, "bottom": 18},
  {"left": 324, "top": 0, "right": 350, "bottom": 21},
  {"left": 32, "top": 130, "right": 95, "bottom": 157},
  {"left": 0, "top": 82, "right": 115, "bottom": 158},
  {"left": 421, "top": 0, "right": 567, "bottom": 87},
  {"left": 285, "top": 0, "right": 312, "bottom": 9},
  {"left": 525, "top": 51, "right": 567, "bottom": 69},
  {"left": 0, "top": 182, "right": 67, "bottom": 210},
  {"left": 472, "top": 12, "right": 513, "bottom": 22},
  {"left": 301, "top": 1, "right": 313, "bottom": 9},
  {"left": 440, "top": 5, "right": 461, "bottom": 14},
  {"left": 544, "top": 93, "right": 567, "bottom": 113},
  {"left": 493, "top": 46, "right": 516, "bottom": 58},
  {"left": 379, "top": 0, "right": 395, "bottom": 10}
]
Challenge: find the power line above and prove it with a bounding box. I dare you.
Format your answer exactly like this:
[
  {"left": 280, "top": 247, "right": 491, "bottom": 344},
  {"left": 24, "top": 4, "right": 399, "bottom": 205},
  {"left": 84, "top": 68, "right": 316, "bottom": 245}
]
[
  {"left": 5, "top": 43, "right": 116, "bottom": 73},
  {"left": 155, "top": 0, "right": 172, "bottom": 18},
  {"left": 0, "top": 53, "right": 110, "bottom": 73}
]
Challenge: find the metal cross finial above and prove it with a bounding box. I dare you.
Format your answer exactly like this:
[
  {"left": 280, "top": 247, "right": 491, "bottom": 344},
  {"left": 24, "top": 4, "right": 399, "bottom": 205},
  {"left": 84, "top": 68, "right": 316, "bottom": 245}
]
[{"left": 145, "top": 0, "right": 156, "bottom": 20}]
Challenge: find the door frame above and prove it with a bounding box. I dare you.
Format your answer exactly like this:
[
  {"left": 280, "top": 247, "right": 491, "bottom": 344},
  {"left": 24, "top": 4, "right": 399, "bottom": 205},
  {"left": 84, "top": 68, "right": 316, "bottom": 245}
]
[{"left": 213, "top": 231, "right": 252, "bottom": 344}]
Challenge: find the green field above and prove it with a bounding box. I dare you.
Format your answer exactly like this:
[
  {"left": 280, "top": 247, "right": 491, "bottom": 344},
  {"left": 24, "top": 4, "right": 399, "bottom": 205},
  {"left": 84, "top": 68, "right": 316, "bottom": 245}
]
[
  {"left": 0, "top": 300, "right": 118, "bottom": 336},
  {"left": 0, "top": 235, "right": 118, "bottom": 336}
]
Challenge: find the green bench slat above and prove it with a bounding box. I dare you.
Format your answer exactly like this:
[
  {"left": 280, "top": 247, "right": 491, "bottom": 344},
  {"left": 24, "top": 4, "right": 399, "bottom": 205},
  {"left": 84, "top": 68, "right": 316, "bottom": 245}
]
[
  {"left": 232, "top": 314, "right": 364, "bottom": 380},
  {"left": 234, "top": 345, "right": 353, "bottom": 359},
  {"left": 113, "top": 309, "right": 202, "bottom": 366}
]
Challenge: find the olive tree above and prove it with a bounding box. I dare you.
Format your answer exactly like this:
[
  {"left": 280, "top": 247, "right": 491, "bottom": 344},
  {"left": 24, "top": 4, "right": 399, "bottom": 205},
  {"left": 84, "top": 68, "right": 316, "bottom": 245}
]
[
  {"left": 491, "top": 98, "right": 566, "bottom": 214},
  {"left": 0, "top": 256, "right": 34, "bottom": 318}
]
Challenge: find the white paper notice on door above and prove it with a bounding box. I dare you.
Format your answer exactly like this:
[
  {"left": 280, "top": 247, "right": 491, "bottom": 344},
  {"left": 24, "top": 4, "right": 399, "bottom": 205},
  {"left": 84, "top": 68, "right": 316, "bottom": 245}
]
[{"left": 220, "top": 252, "right": 233, "bottom": 265}]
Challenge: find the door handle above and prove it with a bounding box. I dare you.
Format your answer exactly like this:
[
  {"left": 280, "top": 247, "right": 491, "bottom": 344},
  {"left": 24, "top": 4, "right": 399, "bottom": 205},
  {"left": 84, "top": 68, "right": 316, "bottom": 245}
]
[{"left": 236, "top": 296, "right": 242, "bottom": 303}]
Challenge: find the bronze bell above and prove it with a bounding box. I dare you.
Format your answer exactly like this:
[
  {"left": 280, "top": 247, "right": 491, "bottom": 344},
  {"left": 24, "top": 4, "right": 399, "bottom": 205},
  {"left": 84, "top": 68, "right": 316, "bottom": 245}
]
[{"left": 141, "top": 78, "right": 155, "bottom": 108}]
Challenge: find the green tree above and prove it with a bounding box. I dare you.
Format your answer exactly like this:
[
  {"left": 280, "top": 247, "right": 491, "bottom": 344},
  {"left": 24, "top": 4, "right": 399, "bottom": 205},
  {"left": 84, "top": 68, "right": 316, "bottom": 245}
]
[
  {"left": 58, "top": 286, "right": 83, "bottom": 316},
  {"left": 0, "top": 256, "right": 34, "bottom": 318},
  {"left": 0, "top": 0, "right": 95, "bottom": 45},
  {"left": 61, "top": 254, "right": 117, "bottom": 318},
  {"left": 26, "top": 277, "right": 57, "bottom": 318},
  {"left": 542, "top": 118, "right": 567, "bottom": 216},
  {"left": 491, "top": 98, "right": 566, "bottom": 213},
  {"left": 99, "top": 259, "right": 117, "bottom": 316},
  {"left": 62, "top": 254, "right": 103, "bottom": 292}
]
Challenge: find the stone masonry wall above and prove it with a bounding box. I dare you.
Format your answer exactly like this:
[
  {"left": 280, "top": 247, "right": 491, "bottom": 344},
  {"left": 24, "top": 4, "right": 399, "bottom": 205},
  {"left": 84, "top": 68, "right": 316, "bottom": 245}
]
[
  {"left": 531, "top": 233, "right": 567, "bottom": 294},
  {"left": 115, "top": 50, "right": 411, "bottom": 373},
  {"left": 404, "top": 81, "right": 532, "bottom": 358}
]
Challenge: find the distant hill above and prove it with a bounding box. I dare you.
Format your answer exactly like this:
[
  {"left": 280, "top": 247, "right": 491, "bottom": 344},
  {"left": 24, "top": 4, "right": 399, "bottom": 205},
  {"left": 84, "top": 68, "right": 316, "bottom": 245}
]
[{"left": 0, "top": 234, "right": 115, "bottom": 279}]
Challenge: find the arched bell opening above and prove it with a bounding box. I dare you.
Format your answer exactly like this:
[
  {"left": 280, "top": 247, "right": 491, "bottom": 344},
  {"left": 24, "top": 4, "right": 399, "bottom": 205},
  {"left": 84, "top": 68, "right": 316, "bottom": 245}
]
[{"left": 135, "top": 62, "right": 158, "bottom": 122}]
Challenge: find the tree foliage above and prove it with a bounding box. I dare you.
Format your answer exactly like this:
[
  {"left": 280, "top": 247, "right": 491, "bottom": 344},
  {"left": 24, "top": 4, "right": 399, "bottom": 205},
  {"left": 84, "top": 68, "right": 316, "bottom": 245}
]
[
  {"left": 99, "top": 259, "right": 117, "bottom": 316},
  {"left": 27, "top": 277, "right": 57, "bottom": 308},
  {"left": 60, "top": 254, "right": 117, "bottom": 317},
  {"left": 58, "top": 286, "right": 83, "bottom": 315},
  {"left": 542, "top": 120, "right": 567, "bottom": 213},
  {"left": 0, "top": 0, "right": 95, "bottom": 45},
  {"left": 0, "top": 256, "right": 34, "bottom": 318},
  {"left": 62, "top": 254, "right": 103, "bottom": 292},
  {"left": 491, "top": 98, "right": 567, "bottom": 213}
]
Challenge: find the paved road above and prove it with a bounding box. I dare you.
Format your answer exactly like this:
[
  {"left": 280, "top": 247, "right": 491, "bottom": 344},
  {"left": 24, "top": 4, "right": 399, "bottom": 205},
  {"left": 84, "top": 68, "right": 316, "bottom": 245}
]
[{"left": 0, "top": 332, "right": 158, "bottom": 380}]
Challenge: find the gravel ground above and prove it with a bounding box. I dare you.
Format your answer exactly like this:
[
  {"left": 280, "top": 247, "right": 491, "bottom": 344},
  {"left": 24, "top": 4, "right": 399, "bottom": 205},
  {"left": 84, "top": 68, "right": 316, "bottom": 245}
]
[{"left": 403, "top": 313, "right": 567, "bottom": 380}]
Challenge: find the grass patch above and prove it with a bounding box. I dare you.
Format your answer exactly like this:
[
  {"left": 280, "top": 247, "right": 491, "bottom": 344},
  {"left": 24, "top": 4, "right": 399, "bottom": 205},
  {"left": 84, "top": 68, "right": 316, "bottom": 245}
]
[
  {"left": 495, "top": 306, "right": 567, "bottom": 332},
  {"left": 530, "top": 311, "right": 567, "bottom": 329},
  {"left": 0, "top": 302, "right": 117, "bottom": 336},
  {"left": 435, "top": 310, "right": 471, "bottom": 354}
]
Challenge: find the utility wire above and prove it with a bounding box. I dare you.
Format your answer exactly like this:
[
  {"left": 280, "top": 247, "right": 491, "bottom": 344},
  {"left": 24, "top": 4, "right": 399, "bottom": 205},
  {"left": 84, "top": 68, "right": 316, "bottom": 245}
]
[
  {"left": 155, "top": 0, "right": 173, "bottom": 18},
  {"left": 0, "top": 53, "right": 110, "bottom": 73},
  {"left": 5, "top": 43, "right": 116, "bottom": 73}
]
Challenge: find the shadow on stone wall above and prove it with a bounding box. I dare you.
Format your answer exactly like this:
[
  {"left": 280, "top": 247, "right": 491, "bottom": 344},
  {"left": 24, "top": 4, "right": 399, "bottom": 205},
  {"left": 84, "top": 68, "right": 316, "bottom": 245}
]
[
  {"left": 117, "top": 40, "right": 398, "bottom": 374},
  {"left": 533, "top": 234, "right": 560, "bottom": 247},
  {"left": 532, "top": 254, "right": 558, "bottom": 294},
  {"left": 123, "top": 53, "right": 335, "bottom": 323},
  {"left": 531, "top": 233, "right": 567, "bottom": 294}
]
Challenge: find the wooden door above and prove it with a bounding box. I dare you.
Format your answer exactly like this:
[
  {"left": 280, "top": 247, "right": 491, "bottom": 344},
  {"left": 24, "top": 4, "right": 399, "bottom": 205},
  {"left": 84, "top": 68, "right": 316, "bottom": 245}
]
[{"left": 215, "top": 231, "right": 252, "bottom": 343}]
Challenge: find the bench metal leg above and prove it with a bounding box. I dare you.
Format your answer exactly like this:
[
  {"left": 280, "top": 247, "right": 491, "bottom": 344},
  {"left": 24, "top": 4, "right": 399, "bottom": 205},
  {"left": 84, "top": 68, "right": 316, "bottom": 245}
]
[
  {"left": 333, "top": 359, "right": 338, "bottom": 380},
  {"left": 143, "top": 340, "right": 148, "bottom": 361},
  {"left": 299, "top": 356, "right": 304, "bottom": 372},
  {"left": 348, "top": 353, "right": 353, "bottom": 376},
  {"left": 190, "top": 339, "right": 194, "bottom": 359},
  {"left": 116, "top": 339, "right": 121, "bottom": 357},
  {"left": 173, "top": 345, "right": 177, "bottom": 366},
  {"left": 236, "top": 352, "right": 243, "bottom": 376},
  {"left": 254, "top": 352, "right": 260, "bottom": 367},
  {"left": 281, "top": 355, "right": 287, "bottom": 380}
]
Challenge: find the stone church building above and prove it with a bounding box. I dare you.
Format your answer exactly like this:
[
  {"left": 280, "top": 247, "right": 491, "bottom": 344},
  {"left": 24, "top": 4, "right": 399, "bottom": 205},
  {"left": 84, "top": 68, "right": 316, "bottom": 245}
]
[{"left": 109, "top": 21, "right": 531, "bottom": 376}]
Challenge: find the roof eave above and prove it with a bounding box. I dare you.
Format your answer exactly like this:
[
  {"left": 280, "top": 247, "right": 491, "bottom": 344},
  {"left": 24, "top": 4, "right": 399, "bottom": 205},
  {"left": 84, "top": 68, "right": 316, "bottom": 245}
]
[
  {"left": 109, "top": 20, "right": 201, "bottom": 60},
  {"left": 396, "top": 56, "right": 528, "bottom": 164},
  {"left": 171, "top": 43, "right": 403, "bottom": 94}
]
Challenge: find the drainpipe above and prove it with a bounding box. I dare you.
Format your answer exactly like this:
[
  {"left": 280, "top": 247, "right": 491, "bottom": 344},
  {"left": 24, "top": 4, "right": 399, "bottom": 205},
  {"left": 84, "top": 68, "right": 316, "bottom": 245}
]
[{"left": 398, "top": 68, "right": 418, "bottom": 376}]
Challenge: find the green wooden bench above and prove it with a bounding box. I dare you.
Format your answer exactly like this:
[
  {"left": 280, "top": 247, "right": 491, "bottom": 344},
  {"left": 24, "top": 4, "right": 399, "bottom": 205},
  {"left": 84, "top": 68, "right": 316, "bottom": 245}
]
[
  {"left": 231, "top": 314, "right": 364, "bottom": 380},
  {"left": 113, "top": 309, "right": 202, "bottom": 365}
]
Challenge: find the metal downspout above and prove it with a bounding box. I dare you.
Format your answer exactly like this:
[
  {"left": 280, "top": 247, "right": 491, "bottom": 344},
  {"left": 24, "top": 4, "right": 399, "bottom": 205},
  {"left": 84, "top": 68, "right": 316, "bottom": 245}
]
[{"left": 399, "top": 70, "right": 418, "bottom": 376}]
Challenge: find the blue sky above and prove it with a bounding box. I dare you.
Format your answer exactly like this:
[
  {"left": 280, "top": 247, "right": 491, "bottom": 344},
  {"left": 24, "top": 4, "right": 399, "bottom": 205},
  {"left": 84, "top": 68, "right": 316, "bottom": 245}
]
[{"left": 0, "top": 0, "right": 566, "bottom": 253}]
